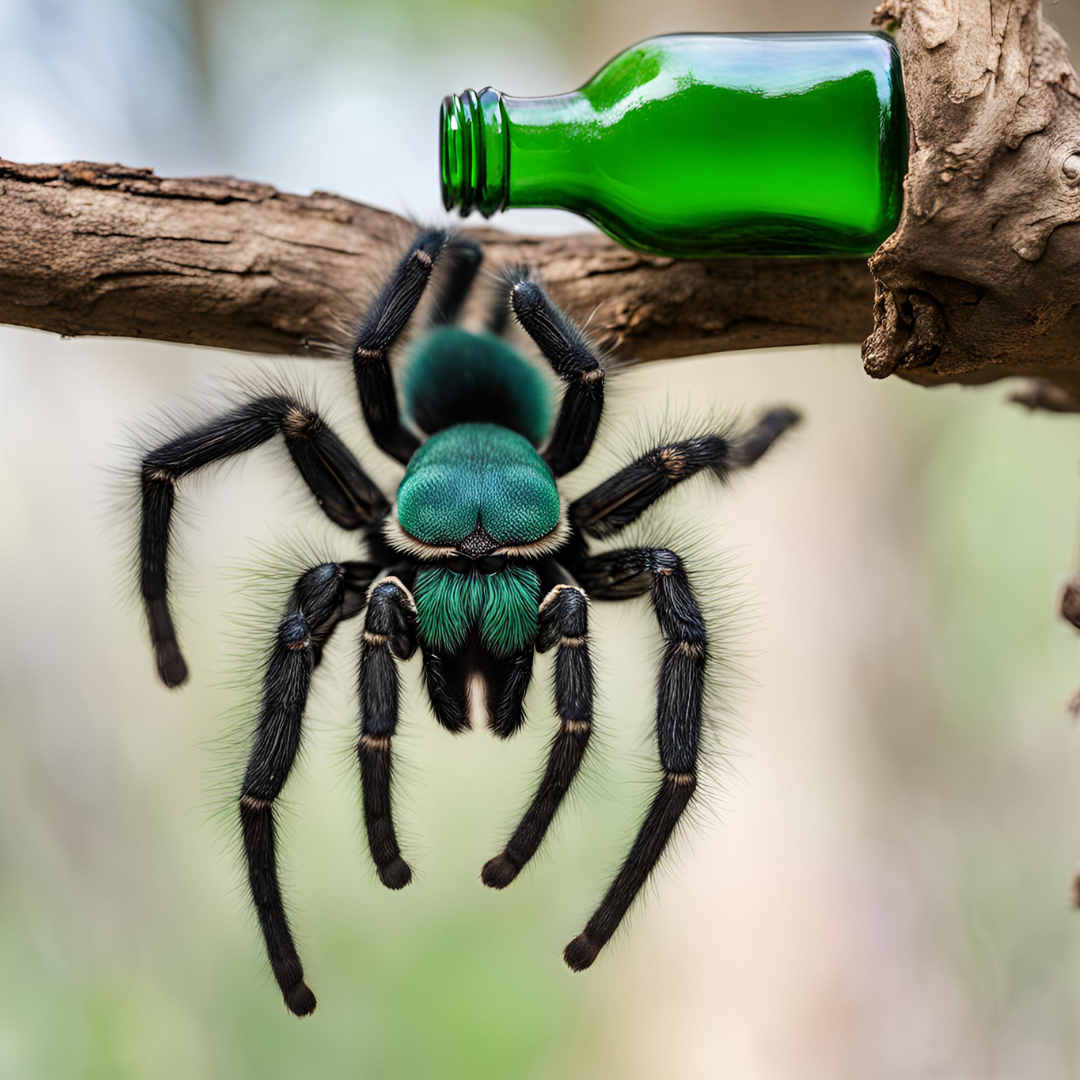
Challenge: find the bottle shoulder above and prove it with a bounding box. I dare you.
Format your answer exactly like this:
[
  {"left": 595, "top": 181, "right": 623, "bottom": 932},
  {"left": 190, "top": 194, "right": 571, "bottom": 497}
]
[{"left": 580, "top": 31, "right": 902, "bottom": 108}]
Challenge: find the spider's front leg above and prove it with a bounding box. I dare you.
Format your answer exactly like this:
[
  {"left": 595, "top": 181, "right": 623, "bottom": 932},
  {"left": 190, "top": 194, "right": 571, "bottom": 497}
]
[
  {"left": 351, "top": 229, "right": 451, "bottom": 464},
  {"left": 563, "top": 547, "right": 706, "bottom": 971},
  {"left": 505, "top": 270, "right": 606, "bottom": 477},
  {"left": 482, "top": 584, "right": 594, "bottom": 888},
  {"left": 358, "top": 576, "right": 418, "bottom": 889},
  {"left": 240, "top": 560, "right": 376, "bottom": 1017}
]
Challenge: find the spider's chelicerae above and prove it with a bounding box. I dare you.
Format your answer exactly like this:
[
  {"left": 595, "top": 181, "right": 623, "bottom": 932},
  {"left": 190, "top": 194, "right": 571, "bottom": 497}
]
[{"left": 137, "top": 229, "right": 799, "bottom": 1016}]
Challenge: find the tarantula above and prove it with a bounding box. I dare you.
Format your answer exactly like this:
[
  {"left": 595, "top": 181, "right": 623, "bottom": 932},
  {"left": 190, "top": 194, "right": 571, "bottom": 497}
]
[{"left": 137, "top": 229, "right": 799, "bottom": 1016}]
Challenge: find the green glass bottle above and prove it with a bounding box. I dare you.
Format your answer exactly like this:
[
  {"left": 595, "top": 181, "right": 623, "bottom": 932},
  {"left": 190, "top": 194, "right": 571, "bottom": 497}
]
[{"left": 441, "top": 32, "right": 907, "bottom": 257}]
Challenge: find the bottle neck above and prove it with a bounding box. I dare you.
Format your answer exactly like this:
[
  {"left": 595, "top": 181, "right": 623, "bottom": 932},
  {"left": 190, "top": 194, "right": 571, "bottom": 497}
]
[
  {"left": 441, "top": 88, "right": 587, "bottom": 217},
  {"left": 440, "top": 88, "right": 510, "bottom": 217}
]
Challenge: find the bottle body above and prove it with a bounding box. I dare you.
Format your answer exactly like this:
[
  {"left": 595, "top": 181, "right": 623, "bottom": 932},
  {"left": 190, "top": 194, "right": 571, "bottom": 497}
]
[{"left": 441, "top": 32, "right": 908, "bottom": 258}]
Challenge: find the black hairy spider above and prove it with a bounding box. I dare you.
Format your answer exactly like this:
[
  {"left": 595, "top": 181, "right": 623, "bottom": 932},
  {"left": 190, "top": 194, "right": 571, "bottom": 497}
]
[{"left": 137, "top": 229, "right": 800, "bottom": 1016}]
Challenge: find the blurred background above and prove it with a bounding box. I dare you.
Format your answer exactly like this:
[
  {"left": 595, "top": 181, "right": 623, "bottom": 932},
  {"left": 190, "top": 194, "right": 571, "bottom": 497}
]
[{"left": 3, "top": 0, "right": 1080, "bottom": 1077}]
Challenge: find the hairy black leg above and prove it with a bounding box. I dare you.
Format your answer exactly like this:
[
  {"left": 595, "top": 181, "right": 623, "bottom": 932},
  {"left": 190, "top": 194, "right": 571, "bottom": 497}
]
[
  {"left": 427, "top": 236, "right": 483, "bottom": 327},
  {"left": 140, "top": 396, "right": 387, "bottom": 687},
  {"left": 358, "top": 576, "right": 418, "bottom": 889},
  {"left": 240, "top": 561, "right": 374, "bottom": 1017},
  {"left": 563, "top": 548, "right": 706, "bottom": 971},
  {"left": 482, "top": 585, "right": 593, "bottom": 889},
  {"left": 506, "top": 269, "right": 605, "bottom": 477},
  {"left": 569, "top": 408, "right": 800, "bottom": 540},
  {"left": 352, "top": 229, "right": 448, "bottom": 464}
]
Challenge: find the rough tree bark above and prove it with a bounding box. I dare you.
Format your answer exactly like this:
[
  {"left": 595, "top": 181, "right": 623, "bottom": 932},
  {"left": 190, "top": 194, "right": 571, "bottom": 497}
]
[{"left": 0, "top": 0, "right": 1075, "bottom": 398}]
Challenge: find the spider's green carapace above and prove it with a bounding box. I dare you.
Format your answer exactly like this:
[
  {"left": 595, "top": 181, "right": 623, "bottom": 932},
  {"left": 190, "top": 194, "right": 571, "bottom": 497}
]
[
  {"left": 398, "top": 328, "right": 561, "bottom": 654},
  {"left": 397, "top": 423, "right": 561, "bottom": 546},
  {"left": 397, "top": 421, "right": 558, "bottom": 655}
]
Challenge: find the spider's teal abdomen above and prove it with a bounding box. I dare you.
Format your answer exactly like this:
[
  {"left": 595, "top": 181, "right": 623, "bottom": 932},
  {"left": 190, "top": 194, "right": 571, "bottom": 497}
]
[
  {"left": 403, "top": 328, "right": 552, "bottom": 446},
  {"left": 396, "top": 423, "right": 560, "bottom": 546}
]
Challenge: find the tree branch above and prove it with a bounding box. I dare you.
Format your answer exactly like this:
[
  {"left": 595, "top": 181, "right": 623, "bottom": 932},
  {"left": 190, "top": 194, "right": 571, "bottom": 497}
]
[
  {"left": 0, "top": 0, "right": 1077, "bottom": 389},
  {"left": 0, "top": 159, "right": 872, "bottom": 363}
]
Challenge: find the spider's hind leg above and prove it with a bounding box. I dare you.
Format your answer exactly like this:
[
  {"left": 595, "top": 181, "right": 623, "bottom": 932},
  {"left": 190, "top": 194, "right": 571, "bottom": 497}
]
[
  {"left": 239, "top": 559, "right": 377, "bottom": 1016},
  {"left": 351, "top": 229, "right": 450, "bottom": 464},
  {"left": 427, "top": 235, "right": 483, "bottom": 328},
  {"left": 561, "top": 547, "right": 705, "bottom": 971}
]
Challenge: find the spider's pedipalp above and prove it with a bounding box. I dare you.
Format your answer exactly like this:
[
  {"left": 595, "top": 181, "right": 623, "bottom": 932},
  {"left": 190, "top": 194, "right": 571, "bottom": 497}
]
[
  {"left": 504, "top": 269, "right": 605, "bottom": 477},
  {"left": 352, "top": 229, "right": 449, "bottom": 464},
  {"left": 138, "top": 395, "right": 387, "bottom": 686},
  {"left": 559, "top": 547, "right": 706, "bottom": 971},
  {"left": 482, "top": 583, "right": 593, "bottom": 890},
  {"left": 358, "top": 576, "right": 419, "bottom": 889},
  {"left": 240, "top": 560, "right": 371, "bottom": 1017}
]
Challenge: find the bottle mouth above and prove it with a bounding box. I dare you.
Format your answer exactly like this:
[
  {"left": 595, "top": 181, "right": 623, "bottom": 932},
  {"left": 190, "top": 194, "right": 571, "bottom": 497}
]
[{"left": 440, "top": 88, "right": 508, "bottom": 218}]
